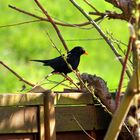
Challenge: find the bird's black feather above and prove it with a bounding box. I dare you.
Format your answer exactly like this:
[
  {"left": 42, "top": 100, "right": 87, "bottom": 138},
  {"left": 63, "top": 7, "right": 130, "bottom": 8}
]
[{"left": 31, "top": 46, "right": 86, "bottom": 75}]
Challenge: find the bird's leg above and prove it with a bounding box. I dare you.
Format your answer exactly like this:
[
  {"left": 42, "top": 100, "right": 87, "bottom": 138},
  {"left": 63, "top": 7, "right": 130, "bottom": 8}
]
[{"left": 51, "top": 71, "right": 60, "bottom": 75}]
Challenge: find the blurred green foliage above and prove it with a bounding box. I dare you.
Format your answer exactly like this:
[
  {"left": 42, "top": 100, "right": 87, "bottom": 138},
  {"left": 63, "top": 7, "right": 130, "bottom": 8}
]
[{"left": 0, "top": 0, "right": 129, "bottom": 92}]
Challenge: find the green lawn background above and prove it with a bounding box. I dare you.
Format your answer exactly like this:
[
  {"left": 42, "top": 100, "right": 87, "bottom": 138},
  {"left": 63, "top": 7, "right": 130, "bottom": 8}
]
[{"left": 0, "top": 0, "right": 129, "bottom": 92}]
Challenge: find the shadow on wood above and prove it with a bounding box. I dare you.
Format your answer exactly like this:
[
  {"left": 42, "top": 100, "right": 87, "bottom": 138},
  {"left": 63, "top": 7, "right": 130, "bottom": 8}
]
[{"left": 0, "top": 92, "right": 111, "bottom": 140}]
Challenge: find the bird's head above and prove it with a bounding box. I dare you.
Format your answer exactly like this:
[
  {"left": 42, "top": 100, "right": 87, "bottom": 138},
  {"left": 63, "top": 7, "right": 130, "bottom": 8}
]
[{"left": 69, "top": 46, "right": 88, "bottom": 56}]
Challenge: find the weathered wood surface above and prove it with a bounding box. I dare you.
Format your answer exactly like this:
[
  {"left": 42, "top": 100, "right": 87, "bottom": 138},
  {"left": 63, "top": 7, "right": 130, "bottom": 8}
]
[
  {"left": 0, "top": 92, "right": 94, "bottom": 106},
  {"left": 55, "top": 92, "right": 93, "bottom": 105},
  {"left": 56, "top": 105, "right": 95, "bottom": 132},
  {"left": 56, "top": 131, "right": 96, "bottom": 140},
  {"left": 0, "top": 93, "right": 43, "bottom": 106},
  {"left": 0, "top": 134, "right": 37, "bottom": 140},
  {"left": 39, "top": 92, "right": 56, "bottom": 140},
  {"left": 0, "top": 92, "right": 110, "bottom": 134},
  {"left": 0, "top": 107, "right": 38, "bottom": 133}
]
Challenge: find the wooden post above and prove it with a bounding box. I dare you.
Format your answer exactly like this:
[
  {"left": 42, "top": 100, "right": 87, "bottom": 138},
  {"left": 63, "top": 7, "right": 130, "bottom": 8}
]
[{"left": 39, "top": 91, "right": 56, "bottom": 140}]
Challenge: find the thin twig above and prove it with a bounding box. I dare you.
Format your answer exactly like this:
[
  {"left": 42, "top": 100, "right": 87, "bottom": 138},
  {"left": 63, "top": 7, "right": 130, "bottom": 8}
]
[
  {"left": 106, "top": 31, "right": 128, "bottom": 47},
  {"left": 123, "top": 123, "right": 135, "bottom": 140},
  {"left": 34, "top": 0, "right": 116, "bottom": 117},
  {"left": 45, "top": 31, "right": 81, "bottom": 90},
  {"left": 73, "top": 115, "right": 95, "bottom": 140},
  {"left": 0, "top": 19, "right": 41, "bottom": 29},
  {"left": 107, "top": 32, "right": 133, "bottom": 66},
  {"left": 8, "top": 5, "right": 105, "bottom": 30},
  {"left": 89, "top": 11, "right": 126, "bottom": 20},
  {"left": 44, "top": 31, "right": 81, "bottom": 90},
  {"left": 45, "top": 79, "right": 73, "bottom": 89},
  {"left": 32, "top": 74, "right": 53, "bottom": 89},
  {"left": 60, "top": 74, "right": 80, "bottom": 90},
  {"left": 83, "top": 0, "right": 99, "bottom": 13},
  {"left": 34, "top": 0, "right": 69, "bottom": 52},
  {"left": 33, "top": 2, "right": 82, "bottom": 94},
  {"left": 45, "top": 31, "right": 62, "bottom": 55},
  {"left": 65, "top": 37, "right": 103, "bottom": 42},
  {"left": 8, "top": 5, "right": 91, "bottom": 28},
  {"left": 50, "top": 79, "right": 66, "bottom": 90},
  {"left": 115, "top": 43, "right": 133, "bottom": 70},
  {"left": 0, "top": 61, "right": 35, "bottom": 87},
  {"left": 115, "top": 28, "right": 136, "bottom": 107},
  {"left": 69, "top": 0, "right": 131, "bottom": 79},
  {"left": 0, "top": 17, "right": 101, "bottom": 30}
]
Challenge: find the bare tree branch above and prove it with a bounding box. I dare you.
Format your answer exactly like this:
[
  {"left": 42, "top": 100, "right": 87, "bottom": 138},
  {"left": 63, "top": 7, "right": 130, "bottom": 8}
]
[
  {"left": 8, "top": 5, "right": 91, "bottom": 28},
  {"left": 34, "top": 0, "right": 69, "bottom": 52},
  {"left": 89, "top": 11, "right": 126, "bottom": 20},
  {"left": 70, "top": 0, "right": 131, "bottom": 79},
  {"left": 105, "top": 1, "right": 140, "bottom": 139},
  {"left": 0, "top": 61, "right": 35, "bottom": 87},
  {"left": 83, "top": 0, "right": 99, "bottom": 13},
  {"left": 0, "top": 19, "right": 41, "bottom": 29},
  {"left": 115, "top": 31, "right": 135, "bottom": 107}
]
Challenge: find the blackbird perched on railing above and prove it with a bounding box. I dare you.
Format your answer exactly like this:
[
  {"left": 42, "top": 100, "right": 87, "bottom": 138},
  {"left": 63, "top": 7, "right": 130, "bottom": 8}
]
[{"left": 31, "top": 46, "right": 87, "bottom": 75}]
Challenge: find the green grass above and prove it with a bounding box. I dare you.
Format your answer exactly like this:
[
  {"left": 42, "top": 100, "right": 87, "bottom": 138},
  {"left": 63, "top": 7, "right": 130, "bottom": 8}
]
[{"left": 0, "top": 0, "right": 129, "bottom": 93}]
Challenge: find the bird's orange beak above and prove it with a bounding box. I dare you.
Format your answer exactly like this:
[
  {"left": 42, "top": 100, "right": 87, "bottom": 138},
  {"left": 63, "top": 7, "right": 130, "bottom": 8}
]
[{"left": 84, "top": 51, "right": 88, "bottom": 55}]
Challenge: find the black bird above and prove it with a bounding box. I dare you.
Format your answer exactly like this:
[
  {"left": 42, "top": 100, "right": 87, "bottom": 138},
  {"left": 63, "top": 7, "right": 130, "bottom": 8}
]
[{"left": 31, "top": 46, "right": 87, "bottom": 75}]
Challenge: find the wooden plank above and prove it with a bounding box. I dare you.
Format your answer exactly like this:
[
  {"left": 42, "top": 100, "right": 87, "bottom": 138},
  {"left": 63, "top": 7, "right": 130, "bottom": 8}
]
[
  {"left": 55, "top": 105, "right": 111, "bottom": 132},
  {"left": 0, "top": 107, "right": 38, "bottom": 133},
  {"left": 0, "top": 133, "right": 37, "bottom": 140},
  {"left": 39, "top": 106, "right": 45, "bottom": 140},
  {"left": 0, "top": 105, "right": 110, "bottom": 134},
  {"left": 0, "top": 93, "right": 110, "bottom": 135},
  {"left": 55, "top": 92, "right": 93, "bottom": 105},
  {"left": 55, "top": 105, "right": 96, "bottom": 132},
  {"left": 39, "top": 92, "right": 56, "bottom": 140},
  {"left": 56, "top": 131, "right": 96, "bottom": 140},
  {"left": 0, "top": 92, "right": 94, "bottom": 106},
  {"left": 0, "top": 93, "right": 43, "bottom": 106}
]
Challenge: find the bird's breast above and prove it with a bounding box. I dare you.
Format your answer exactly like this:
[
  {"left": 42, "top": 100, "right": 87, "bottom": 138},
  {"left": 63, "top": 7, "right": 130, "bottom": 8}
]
[{"left": 67, "top": 55, "right": 80, "bottom": 70}]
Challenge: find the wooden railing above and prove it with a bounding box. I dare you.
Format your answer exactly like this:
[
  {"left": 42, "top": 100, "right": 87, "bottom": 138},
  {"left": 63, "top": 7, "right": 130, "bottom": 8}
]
[{"left": 0, "top": 92, "right": 111, "bottom": 140}]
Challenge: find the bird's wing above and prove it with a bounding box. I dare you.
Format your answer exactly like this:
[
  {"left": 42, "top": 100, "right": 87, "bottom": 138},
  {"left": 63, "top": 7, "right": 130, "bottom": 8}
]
[{"left": 46, "top": 56, "right": 67, "bottom": 69}]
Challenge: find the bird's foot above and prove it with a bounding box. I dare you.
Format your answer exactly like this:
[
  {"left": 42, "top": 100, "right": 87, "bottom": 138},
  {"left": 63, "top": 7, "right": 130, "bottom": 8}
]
[{"left": 52, "top": 71, "right": 60, "bottom": 74}]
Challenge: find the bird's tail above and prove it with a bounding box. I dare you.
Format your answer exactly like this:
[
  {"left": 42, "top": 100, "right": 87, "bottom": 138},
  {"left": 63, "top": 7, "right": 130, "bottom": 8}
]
[{"left": 30, "top": 60, "right": 49, "bottom": 65}]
